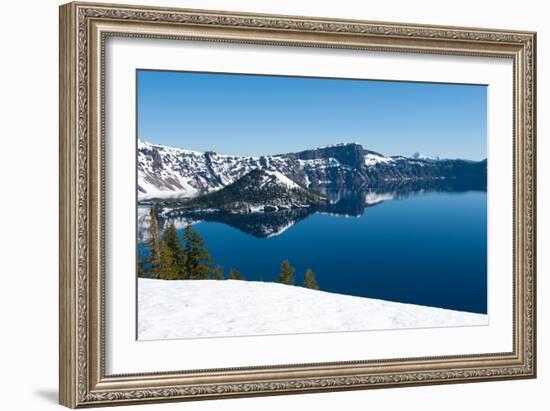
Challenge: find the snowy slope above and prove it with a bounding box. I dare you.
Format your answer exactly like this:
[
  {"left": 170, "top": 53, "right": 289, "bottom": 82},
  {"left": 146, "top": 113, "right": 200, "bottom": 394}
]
[
  {"left": 364, "top": 152, "right": 394, "bottom": 167},
  {"left": 259, "top": 170, "right": 301, "bottom": 189},
  {"left": 138, "top": 279, "right": 487, "bottom": 340},
  {"left": 163, "top": 169, "right": 324, "bottom": 215},
  {"left": 411, "top": 152, "right": 442, "bottom": 161}
]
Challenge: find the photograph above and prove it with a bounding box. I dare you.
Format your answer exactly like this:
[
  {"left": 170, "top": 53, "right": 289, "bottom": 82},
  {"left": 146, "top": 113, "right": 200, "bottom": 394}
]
[
  {"left": 56, "top": 2, "right": 537, "bottom": 407},
  {"left": 136, "top": 70, "right": 489, "bottom": 340}
]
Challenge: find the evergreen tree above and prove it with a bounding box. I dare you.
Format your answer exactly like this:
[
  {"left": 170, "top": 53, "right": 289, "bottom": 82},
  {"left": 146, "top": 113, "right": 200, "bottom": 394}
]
[
  {"left": 146, "top": 207, "right": 161, "bottom": 279},
  {"left": 163, "top": 223, "right": 180, "bottom": 255},
  {"left": 228, "top": 268, "right": 244, "bottom": 280},
  {"left": 176, "top": 245, "right": 188, "bottom": 280},
  {"left": 158, "top": 240, "right": 178, "bottom": 280},
  {"left": 137, "top": 255, "right": 146, "bottom": 278},
  {"left": 183, "top": 223, "right": 194, "bottom": 278},
  {"left": 303, "top": 268, "right": 319, "bottom": 290},
  {"left": 184, "top": 223, "right": 212, "bottom": 279},
  {"left": 277, "top": 260, "right": 295, "bottom": 285},
  {"left": 212, "top": 265, "right": 224, "bottom": 280},
  {"left": 163, "top": 222, "right": 186, "bottom": 279}
]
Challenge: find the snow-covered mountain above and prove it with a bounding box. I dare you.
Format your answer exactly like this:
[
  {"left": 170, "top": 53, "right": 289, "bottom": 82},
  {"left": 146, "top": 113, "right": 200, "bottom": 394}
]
[
  {"left": 138, "top": 139, "right": 486, "bottom": 200},
  {"left": 163, "top": 169, "right": 325, "bottom": 215},
  {"left": 138, "top": 140, "right": 298, "bottom": 200}
]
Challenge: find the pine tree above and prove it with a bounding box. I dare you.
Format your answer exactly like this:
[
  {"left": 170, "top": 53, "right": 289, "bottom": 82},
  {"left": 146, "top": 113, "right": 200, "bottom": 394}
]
[
  {"left": 303, "top": 268, "right": 319, "bottom": 290},
  {"left": 228, "top": 268, "right": 244, "bottom": 280},
  {"left": 137, "top": 255, "right": 146, "bottom": 278},
  {"left": 163, "top": 223, "right": 180, "bottom": 255},
  {"left": 184, "top": 223, "right": 212, "bottom": 280},
  {"left": 146, "top": 207, "right": 162, "bottom": 279},
  {"left": 277, "top": 260, "right": 295, "bottom": 285},
  {"left": 163, "top": 222, "right": 186, "bottom": 279},
  {"left": 183, "top": 223, "right": 194, "bottom": 278},
  {"left": 158, "top": 240, "right": 178, "bottom": 280},
  {"left": 176, "top": 245, "right": 188, "bottom": 280},
  {"left": 212, "top": 265, "right": 224, "bottom": 280}
]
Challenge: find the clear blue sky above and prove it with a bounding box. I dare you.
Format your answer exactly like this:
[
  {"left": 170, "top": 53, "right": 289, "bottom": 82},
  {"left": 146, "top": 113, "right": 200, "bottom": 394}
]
[{"left": 137, "top": 70, "right": 487, "bottom": 160}]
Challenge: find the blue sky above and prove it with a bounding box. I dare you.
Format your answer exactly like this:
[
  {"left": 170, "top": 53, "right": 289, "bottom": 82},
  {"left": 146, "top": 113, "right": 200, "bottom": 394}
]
[{"left": 137, "top": 70, "right": 487, "bottom": 160}]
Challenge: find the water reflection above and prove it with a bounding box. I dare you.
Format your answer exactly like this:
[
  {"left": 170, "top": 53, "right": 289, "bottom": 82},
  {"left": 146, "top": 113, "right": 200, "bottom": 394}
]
[{"left": 139, "top": 179, "right": 486, "bottom": 240}]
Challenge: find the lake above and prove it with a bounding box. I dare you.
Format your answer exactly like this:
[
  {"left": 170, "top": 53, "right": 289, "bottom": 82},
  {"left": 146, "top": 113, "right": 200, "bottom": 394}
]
[{"left": 138, "top": 189, "right": 487, "bottom": 314}]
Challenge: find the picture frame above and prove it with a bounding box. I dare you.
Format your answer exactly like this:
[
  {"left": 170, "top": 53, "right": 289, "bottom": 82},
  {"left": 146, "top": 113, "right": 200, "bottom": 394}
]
[{"left": 59, "top": 1, "right": 536, "bottom": 408}]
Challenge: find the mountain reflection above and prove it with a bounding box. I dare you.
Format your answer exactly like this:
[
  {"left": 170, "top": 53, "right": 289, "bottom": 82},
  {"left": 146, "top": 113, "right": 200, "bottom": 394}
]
[{"left": 139, "top": 179, "right": 486, "bottom": 240}]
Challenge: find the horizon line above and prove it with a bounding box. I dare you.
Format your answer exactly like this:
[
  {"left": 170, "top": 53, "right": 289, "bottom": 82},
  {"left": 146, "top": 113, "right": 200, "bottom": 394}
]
[{"left": 137, "top": 138, "right": 485, "bottom": 162}]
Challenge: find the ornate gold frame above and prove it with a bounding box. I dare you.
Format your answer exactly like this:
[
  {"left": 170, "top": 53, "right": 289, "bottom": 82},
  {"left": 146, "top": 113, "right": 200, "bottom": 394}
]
[{"left": 59, "top": 1, "right": 536, "bottom": 408}]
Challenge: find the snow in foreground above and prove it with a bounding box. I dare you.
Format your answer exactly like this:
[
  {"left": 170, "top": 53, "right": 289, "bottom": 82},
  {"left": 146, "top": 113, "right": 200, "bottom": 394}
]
[{"left": 138, "top": 279, "right": 487, "bottom": 340}]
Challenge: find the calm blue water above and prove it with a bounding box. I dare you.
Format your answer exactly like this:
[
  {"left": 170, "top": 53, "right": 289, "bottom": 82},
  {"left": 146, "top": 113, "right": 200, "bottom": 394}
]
[{"left": 140, "top": 191, "right": 487, "bottom": 314}]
